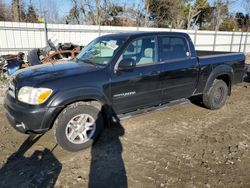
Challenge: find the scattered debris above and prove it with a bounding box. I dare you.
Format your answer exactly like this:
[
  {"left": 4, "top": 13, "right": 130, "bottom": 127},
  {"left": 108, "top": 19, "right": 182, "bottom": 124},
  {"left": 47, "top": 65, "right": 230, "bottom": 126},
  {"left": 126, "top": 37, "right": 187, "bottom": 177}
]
[{"left": 0, "top": 40, "right": 83, "bottom": 77}]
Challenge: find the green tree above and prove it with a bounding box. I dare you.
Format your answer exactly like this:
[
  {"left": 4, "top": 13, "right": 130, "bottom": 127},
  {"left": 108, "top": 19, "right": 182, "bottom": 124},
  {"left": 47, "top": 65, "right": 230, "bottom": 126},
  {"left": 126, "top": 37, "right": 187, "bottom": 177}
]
[
  {"left": 185, "top": 0, "right": 210, "bottom": 29},
  {"left": 171, "top": 0, "right": 189, "bottom": 29},
  {"left": 219, "top": 17, "right": 237, "bottom": 31},
  {"left": 235, "top": 12, "right": 250, "bottom": 31},
  {"left": 195, "top": 5, "right": 213, "bottom": 29},
  {"left": 212, "top": 0, "right": 234, "bottom": 31},
  {"left": 65, "top": 4, "right": 80, "bottom": 24},
  {"left": 146, "top": 0, "right": 178, "bottom": 27},
  {"left": 26, "top": 3, "right": 38, "bottom": 23}
]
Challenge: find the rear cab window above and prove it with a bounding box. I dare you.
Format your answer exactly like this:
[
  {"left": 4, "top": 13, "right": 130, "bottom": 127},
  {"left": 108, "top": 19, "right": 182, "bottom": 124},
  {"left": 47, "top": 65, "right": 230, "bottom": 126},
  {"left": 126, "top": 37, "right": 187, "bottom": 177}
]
[{"left": 158, "top": 36, "right": 190, "bottom": 62}]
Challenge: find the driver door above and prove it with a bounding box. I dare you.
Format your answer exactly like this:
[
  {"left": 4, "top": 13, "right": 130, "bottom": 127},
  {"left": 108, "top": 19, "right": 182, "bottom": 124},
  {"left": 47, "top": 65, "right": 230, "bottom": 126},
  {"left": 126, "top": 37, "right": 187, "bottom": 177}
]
[{"left": 110, "top": 36, "right": 162, "bottom": 114}]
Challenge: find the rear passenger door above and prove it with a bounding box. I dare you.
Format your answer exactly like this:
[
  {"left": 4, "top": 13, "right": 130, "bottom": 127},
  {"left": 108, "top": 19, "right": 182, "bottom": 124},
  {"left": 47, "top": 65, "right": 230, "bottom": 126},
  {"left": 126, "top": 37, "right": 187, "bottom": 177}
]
[{"left": 158, "top": 35, "right": 199, "bottom": 102}]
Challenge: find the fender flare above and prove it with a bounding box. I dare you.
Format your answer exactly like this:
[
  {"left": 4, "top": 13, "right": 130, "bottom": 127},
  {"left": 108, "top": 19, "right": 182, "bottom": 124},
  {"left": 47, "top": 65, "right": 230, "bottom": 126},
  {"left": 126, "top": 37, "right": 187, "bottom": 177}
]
[{"left": 203, "top": 64, "right": 233, "bottom": 94}]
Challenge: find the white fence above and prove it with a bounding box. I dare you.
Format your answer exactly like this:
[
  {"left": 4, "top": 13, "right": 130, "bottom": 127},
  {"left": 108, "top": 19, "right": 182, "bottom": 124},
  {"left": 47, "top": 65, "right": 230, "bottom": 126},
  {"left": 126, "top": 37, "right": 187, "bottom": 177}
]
[{"left": 0, "top": 21, "right": 249, "bottom": 55}]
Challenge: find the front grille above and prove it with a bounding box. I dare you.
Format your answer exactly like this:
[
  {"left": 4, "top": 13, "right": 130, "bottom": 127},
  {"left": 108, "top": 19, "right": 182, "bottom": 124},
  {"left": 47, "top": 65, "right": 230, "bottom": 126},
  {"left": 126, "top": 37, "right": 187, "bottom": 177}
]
[{"left": 8, "top": 80, "right": 16, "bottom": 98}]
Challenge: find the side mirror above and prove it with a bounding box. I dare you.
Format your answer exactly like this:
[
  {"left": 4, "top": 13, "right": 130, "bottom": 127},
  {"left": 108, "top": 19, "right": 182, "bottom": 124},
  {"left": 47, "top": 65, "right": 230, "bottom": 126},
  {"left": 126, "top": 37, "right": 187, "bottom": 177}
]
[{"left": 118, "top": 58, "right": 136, "bottom": 71}]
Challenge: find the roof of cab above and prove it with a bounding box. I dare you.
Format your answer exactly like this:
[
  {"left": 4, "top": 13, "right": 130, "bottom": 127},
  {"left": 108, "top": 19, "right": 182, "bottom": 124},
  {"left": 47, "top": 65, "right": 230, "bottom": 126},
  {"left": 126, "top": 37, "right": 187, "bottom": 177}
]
[{"left": 101, "top": 31, "right": 189, "bottom": 38}]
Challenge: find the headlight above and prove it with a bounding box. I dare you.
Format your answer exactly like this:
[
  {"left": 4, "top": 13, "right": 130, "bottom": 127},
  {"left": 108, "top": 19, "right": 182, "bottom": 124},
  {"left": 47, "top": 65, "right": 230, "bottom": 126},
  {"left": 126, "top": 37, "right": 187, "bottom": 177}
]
[{"left": 18, "top": 86, "right": 53, "bottom": 105}]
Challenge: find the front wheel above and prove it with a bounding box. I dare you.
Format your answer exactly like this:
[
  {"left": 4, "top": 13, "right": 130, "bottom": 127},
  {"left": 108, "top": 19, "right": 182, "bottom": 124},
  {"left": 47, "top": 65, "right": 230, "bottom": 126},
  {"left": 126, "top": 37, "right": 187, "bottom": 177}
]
[
  {"left": 202, "top": 79, "right": 229, "bottom": 110},
  {"left": 54, "top": 102, "right": 104, "bottom": 152}
]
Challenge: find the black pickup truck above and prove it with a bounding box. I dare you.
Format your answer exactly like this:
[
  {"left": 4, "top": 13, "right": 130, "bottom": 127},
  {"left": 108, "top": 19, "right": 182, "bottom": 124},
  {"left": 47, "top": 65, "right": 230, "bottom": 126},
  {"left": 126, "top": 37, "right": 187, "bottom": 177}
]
[{"left": 4, "top": 32, "right": 245, "bottom": 151}]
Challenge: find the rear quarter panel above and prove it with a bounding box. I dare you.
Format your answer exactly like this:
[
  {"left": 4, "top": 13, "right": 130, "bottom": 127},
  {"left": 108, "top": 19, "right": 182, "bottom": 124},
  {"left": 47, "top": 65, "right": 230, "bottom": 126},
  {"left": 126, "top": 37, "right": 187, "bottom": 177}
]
[{"left": 196, "top": 53, "right": 245, "bottom": 94}]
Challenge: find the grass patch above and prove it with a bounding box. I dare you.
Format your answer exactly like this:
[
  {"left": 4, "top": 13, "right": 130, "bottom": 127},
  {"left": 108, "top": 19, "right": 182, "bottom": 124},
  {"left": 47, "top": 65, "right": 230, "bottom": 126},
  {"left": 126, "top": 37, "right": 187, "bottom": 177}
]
[{"left": 0, "top": 74, "right": 8, "bottom": 85}]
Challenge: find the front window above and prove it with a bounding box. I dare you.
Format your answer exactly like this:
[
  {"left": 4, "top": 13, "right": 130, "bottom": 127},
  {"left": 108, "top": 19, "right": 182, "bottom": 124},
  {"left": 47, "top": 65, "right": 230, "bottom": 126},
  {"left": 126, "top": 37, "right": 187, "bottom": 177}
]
[
  {"left": 76, "top": 36, "right": 126, "bottom": 66},
  {"left": 120, "top": 36, "right": 157, "bottom": 66}
]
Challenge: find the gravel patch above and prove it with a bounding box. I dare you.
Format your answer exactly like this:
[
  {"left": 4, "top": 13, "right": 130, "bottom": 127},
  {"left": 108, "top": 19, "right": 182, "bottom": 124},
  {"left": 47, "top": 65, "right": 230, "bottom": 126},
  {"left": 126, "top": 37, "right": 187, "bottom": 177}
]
[{"left": 0, "top": 82, "right": 8, "bottom": 105}]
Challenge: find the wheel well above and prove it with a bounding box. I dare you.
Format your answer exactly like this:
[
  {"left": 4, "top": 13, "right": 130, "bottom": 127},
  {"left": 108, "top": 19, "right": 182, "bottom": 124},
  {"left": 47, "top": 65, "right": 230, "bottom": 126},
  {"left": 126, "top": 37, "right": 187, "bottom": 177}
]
[
  {"left": 216, "top": 74, "right": 231, "bottom": 95},
  {"left": 68, "top": 99, "right": 103, "bottom": 110},
  {"left": 49, "top": 99, "right": 104, "bottom": 130}
]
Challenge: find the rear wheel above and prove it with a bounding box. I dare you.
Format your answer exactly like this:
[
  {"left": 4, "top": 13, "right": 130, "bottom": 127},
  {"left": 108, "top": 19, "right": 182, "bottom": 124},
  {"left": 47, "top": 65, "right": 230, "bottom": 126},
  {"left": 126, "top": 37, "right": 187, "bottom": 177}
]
[
  {"left": 202, "top": 79, "right": 228, "bottom": 110},
  {"left": 54, "top": 102, "right": 104, "bottom": 152}
]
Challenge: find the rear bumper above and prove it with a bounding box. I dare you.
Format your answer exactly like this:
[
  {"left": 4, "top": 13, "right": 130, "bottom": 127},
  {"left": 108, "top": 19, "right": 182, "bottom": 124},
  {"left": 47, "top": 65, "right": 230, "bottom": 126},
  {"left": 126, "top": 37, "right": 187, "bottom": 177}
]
[{"left": 4, "top": 94, "right": 63, "bottom": 134}]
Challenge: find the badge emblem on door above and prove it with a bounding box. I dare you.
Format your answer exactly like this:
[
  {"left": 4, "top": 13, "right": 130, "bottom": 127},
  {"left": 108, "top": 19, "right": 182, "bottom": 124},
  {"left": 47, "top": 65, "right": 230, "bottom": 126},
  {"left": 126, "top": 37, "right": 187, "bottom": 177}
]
[{"left": 113, "top": 91, "right": 136, "bottom": 98}]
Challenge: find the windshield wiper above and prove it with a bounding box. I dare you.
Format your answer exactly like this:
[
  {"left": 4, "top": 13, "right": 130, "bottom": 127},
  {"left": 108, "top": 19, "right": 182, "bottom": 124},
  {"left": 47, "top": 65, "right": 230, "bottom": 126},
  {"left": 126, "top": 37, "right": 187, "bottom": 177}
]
[
  {"left": 81, "top": 59, "right": 95, "bottom": 65},
  {"left": 76, "top": 58, "right": 105, "bottom": 67}
]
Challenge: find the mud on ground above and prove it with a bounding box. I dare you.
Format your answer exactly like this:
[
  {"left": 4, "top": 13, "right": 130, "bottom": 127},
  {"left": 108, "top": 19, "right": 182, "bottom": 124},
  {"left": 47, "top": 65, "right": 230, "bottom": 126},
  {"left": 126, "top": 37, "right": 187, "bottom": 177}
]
[{"left": 0, "top": 82, "right": 250, "bottom": 188}]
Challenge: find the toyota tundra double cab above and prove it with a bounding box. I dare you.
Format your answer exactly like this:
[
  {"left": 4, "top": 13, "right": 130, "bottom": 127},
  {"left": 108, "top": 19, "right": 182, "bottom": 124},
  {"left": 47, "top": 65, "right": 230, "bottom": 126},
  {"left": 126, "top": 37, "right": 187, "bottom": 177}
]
[{"left": 4, "top": 32, "right": 245, "bottom": 151}]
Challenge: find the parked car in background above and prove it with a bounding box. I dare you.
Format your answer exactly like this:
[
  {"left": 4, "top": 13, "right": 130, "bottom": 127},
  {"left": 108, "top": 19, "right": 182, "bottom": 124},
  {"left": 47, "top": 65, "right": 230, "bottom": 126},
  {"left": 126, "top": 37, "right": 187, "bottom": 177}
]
[{"left": 4, "top": 32, "right": 245, "bottom": 152}]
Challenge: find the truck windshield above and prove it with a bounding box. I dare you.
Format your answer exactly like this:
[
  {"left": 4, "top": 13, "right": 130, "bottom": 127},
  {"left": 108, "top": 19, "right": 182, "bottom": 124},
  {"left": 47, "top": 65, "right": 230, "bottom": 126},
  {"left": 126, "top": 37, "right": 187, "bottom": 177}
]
[{"left": 76, "top": 36, "right": 127, "bottom": 66}]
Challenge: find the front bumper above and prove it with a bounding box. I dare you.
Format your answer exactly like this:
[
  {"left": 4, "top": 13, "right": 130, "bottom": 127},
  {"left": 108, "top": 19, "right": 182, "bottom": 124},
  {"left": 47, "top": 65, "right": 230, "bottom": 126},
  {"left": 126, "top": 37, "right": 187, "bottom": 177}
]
[{"left": 4, "top": 94, "right": 63, "bottom": 134}]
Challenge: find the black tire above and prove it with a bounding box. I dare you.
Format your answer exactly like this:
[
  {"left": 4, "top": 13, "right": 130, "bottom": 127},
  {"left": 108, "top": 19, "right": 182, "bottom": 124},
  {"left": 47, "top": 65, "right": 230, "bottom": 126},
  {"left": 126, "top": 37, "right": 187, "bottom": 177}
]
[
  {"left": 54, "top": 102, "right": 104, "bottom": 152},
  {"left": 247, "top": 72, "right": 250, "bottom": 80},
  {"left": 202, "top": 79, "right": 228, "bottom": 110}
]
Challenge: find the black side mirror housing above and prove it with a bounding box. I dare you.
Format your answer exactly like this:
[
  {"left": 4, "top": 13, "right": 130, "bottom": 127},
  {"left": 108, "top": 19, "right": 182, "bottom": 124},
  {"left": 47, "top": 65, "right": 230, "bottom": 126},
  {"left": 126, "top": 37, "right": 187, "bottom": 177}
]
[{"left": 118, "top": 58, "right": 136, "bottom": 71}]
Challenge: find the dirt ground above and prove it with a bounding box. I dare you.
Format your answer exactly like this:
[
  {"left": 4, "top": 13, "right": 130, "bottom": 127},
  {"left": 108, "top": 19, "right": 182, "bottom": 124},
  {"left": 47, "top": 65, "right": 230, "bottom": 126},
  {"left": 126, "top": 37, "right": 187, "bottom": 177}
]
[
  {"left": 0, "top": 80, "right": 249, "bottom": 188},
  {"left": 0, "top": 54, "right": 249, "bottom": 187},
  {"left": 246, "top": 53, "right": 250, "bottom": 64}
]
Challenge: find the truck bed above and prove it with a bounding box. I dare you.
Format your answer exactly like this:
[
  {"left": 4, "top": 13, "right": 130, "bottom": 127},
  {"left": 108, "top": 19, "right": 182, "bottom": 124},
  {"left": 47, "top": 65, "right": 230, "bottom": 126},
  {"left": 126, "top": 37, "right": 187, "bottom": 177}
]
[
  {"left": 196, "top": 50, "right": 237, "bottom": 57},
  {"left": 196, "top": 50, "right": 245, "bottom": 66},
  {"left": 195, "top": 50, "right": 245, "bottom": 94}
]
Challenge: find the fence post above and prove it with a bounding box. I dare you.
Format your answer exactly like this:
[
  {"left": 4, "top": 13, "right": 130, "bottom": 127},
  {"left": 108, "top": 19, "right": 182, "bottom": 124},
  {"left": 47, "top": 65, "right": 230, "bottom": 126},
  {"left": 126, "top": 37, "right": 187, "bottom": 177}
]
[
  {"left": 230, "top": 32, "right": 234, "bottom": 52},
  {"left": 44, "top": 21, "right": 48, "bottom": 46},
  {"left": 98, "top": 24, "right": 101, "bottom": 36},
  {"left": 194, "top": 29, "right": 197, "bottom": 46},
  {"left": 243, "top": 28, "right": 249, "bottom": 53},
  {"left": 239, "top": 32, "right": 244, "bottom": 52},
  {"left": 11, "top": 22, "right": 16, "bottom": 51},
  {"left": 213, "top": 31, "right": 217, "bottom": 51},
  {"left": 3, "top": 22, "right": 9, "bottom": 52}
]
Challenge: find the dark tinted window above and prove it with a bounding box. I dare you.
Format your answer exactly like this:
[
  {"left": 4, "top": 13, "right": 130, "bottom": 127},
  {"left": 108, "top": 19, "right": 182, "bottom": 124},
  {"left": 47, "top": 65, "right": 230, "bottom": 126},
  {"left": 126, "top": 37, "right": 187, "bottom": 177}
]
[
  {"left": 158, "top": 36, "right": 189, "bottom": 62},
  {"left": 121, "top": 37, "right": 156, "bottom": 66}
]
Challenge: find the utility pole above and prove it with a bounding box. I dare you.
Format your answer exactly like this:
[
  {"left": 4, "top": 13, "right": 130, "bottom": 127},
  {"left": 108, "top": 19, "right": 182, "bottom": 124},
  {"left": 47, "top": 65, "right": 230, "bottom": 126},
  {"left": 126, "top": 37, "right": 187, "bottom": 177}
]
[
  {"left": 39, "top": 0, "right": 48, "bottom": 46},
  {"left": 44, "top": 11, "right": 48, "bottom": 46}
]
